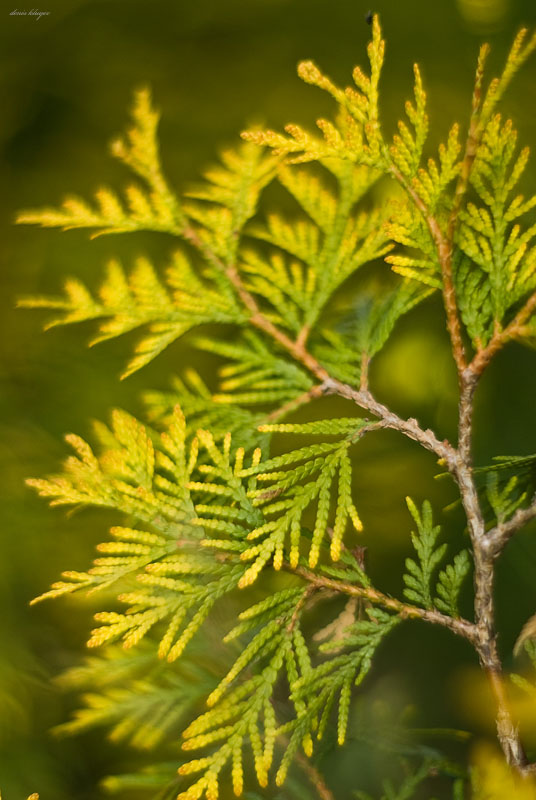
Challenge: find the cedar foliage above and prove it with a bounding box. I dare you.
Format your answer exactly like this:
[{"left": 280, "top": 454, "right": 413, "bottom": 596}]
[{"left": 16, "top": 17, "right": 536, "bottom": 800}]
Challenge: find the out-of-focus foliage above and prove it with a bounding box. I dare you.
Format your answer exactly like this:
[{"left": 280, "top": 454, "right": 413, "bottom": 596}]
[{"left": 470, "top": 744, "right": 536, "bottom": 799}]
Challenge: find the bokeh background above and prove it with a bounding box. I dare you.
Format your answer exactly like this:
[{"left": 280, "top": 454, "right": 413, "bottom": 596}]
[{"left": 2, "top": 0, "right": 536, "bottom": 797}]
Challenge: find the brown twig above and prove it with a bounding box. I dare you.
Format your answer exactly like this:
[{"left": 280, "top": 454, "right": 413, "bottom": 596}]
[
  {"left": 388, "top": 164, "right": 468, "bottom": 376},
  {"left": 485, "top": 496, "right": 536, "bottom": 557},
  {"left": 292, "top": 567, "right": 477, "bottom": 644},
  {"left": 474, "top": 616, "right": 529, "bottom": 770},
  {"left": 297, "top": 556, "right": 528, "bottom": 770},
  {"left": 328, "top": 383, "right": 456, "bottom": 466},
  {"left": 295, "top": 752, "right": 335, "bottom": 800},
  {"left": 454, "top": 375, "right": 529, "bottom": 770},
  {"left": 469, "top": 290, "right": 536, "bottom": 377},
  {"left": 287, "top": 584, "right": 318, "bottom": 633},
  {"left": 296, "top": 323, "right": 311, "bottom": 350}
]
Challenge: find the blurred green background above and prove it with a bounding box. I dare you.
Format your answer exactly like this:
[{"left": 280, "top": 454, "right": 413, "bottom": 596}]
[{"left": 2, "top": 0, "right": 536, "bottom": 797}]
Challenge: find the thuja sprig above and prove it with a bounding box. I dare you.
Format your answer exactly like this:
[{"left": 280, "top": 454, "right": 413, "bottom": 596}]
[{"left": 17, "top": 15, "right": 536, "bottom": 800}]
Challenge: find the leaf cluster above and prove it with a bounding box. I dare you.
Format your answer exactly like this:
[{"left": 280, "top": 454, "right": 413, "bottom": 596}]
[{"left": 403, "top": 499, "right": 471, "bottom": 618}]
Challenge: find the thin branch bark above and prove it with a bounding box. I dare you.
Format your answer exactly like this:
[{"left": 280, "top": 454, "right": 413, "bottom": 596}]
[
  {"left": 454, "top": 370, "right": 529, "bottom": 769},
  {"left": 295, "top": 752, "right": 335, "bottom": 800},
  {"left": 486, "top": 496, "right": 536, "bottom": 556},
  {"left": 455, "top": 372, "right": 530, "bottom": 772},
  {"left": 388, "top": 164, "right": 467, "bottom": 376},
  {"left": 327, "top": 382, "right": 455, "bottom": 464},
  {"left": 469, "top": 290, "right": 536, "bottom": 377},
  {"left": 293, "top": 567, "right": 477, "bottom": 644},
  {"left": 485, "top": 655, "right": 529, "bottom": 768}
]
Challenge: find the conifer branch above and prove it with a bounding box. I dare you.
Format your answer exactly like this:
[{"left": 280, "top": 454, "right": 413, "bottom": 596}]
[
  {"left": 182, "top": 221, "right": 455, "bottom": 466},
  {"left": 455, "top": 344, "right": 531, "bottom": 773},
  {"left": 465, "top": 509, "right": 531, "bottom": 772},
  {"left": 19, "top": 20, "right": 536, "bottom": 795},
  {"left": 181, "top": 223, "right": 329, "bottom": 381},
  {"left": 446, "top": 42, "right": 536, "bottom": 771},
  {"left": 406, "top": 39, "right": 536, "bottom": 774}
]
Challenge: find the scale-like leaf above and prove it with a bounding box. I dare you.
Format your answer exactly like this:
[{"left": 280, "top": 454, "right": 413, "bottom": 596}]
[
  {"left": 403, "top": 499, "right": 446, "bottom": 610},
  {"left": 17, "top": 88, "right": 183, "bottom": 237}
]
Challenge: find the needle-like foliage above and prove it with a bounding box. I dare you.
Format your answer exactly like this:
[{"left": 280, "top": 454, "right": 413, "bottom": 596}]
[{"left": 17, "top": 16, "right": 536, "bottom": 800}]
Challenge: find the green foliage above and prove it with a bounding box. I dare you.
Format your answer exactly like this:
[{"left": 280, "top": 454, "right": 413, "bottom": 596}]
[
  {"left": 101, "top": 763, "right": 181, "bottom": 797},
  {"left": 20, "top": 252, "right": 246, "bottom": 377},
  {"left": 246, "top": 157, "right": 392, "bottom": 337},
  {"left": 244, "top": 20, "right": 536, "bottom": 352},
  {"left": 485, "top": 471, "right": 527, "bottom": 524},
  {"left": 403, "top": 499, "right": 447, "bottom": 610},
  {"left": 403, "top": 499, "right": 470, "bottom": 618},
  {"left": 193, "top": 418, "right": 371, "bottom": 579},
  {"left": 177, "top": 598, "right": 309, "bottom": 798},
  {"left": 192, "top": 332, "right": 313, "bottom": 408},
  {"left": 17, "top": 88, "right": 184, "bottom": 237},
  {"left": 28, "top": 407, "right": 199, "bottom": 600},
  {"left": 472, "top": 454, "right": 536, "bottom": 527},
  {"left": 143, "top": 368, "right": 269, "bottom": 454},
  {"left": 18, "top": 36, "right": 430, "bottom": 388},
  {"left": 286, "top": 608, "right": 400, "bottom": 758},
  {"left": 240, "top": 428, "right": 366, "bottom": 575},
  {"left": 511, "top": 640, "right": 536, "bottom": 692},
  {"left": 16, "top": 15, "right": 536, "bottom": 800},
  {"left": 435, "top": 551, "right": 471, "bottom": 619},
  {"left": 457, "top": 115, "right": 536, "bottom": 346},
  {"left": 183, "top": 143, "right": 277, "bottom": 264},
  {"left": 28, "top": 409, "right": 256, "bottom": 661}
]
